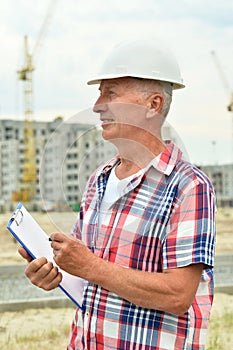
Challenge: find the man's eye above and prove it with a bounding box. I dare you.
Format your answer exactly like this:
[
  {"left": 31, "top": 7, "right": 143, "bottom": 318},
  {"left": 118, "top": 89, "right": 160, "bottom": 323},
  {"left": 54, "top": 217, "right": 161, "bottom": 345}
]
[
  {"left": 108, "top": 91, "right": 115, "bottom": 95},
  {"left": 99, "top": 89, "right": 117, "bottom": 97}
]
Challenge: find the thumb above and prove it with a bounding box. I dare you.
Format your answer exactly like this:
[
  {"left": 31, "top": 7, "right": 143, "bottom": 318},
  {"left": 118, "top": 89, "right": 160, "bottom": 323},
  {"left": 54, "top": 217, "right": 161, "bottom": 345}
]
[{"left": 18, "top": 246, "right": 33, "bottom": 263}]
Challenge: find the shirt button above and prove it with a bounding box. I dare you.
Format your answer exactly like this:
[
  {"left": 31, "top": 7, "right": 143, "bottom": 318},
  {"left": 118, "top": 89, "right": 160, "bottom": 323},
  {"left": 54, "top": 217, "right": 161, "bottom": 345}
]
[
  {"left": 86, "top": 312, "right": 89, "bottom": 316},
  {"left": 91, "top": 240, "right": 95, "bottom": 247}
]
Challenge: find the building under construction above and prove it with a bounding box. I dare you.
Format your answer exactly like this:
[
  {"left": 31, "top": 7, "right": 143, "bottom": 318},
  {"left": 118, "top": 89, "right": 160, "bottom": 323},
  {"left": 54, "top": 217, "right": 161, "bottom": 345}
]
[
  {"left": 0, "top": 119, "right": 186, "bottom": 210},
  {"left": 199, "top": 163, "right": 233, "bottom": 207},
  {"left": 0, "top": 117, "right": 116, "bottom": 209}
]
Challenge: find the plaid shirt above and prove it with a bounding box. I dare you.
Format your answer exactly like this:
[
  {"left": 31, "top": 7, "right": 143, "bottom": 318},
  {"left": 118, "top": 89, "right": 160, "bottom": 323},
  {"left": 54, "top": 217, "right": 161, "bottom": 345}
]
[{"left": 68, "top": 141, "right": 216, "bottom": 350}]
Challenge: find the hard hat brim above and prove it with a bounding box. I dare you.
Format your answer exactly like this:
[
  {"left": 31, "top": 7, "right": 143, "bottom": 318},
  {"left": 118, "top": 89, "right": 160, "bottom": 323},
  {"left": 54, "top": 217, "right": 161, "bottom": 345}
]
[{"left": 87, "top": 74, "right": 185, "bottom": 89}]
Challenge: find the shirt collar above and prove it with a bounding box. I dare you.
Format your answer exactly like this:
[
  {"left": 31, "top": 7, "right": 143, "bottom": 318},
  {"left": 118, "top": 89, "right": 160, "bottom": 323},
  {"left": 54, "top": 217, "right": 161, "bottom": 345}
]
[
  {"left": 97, "top": 140, "right": 183, "bottom": 178},
  {"left": 150, "top": 140, "right": 183, "bottom": 176}
]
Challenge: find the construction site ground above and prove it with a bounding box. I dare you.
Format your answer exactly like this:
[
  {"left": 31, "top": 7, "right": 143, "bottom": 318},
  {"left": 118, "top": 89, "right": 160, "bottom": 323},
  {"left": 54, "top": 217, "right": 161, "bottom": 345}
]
[{"left": 0, "top": 207, "right": 233, "bottom": 349}]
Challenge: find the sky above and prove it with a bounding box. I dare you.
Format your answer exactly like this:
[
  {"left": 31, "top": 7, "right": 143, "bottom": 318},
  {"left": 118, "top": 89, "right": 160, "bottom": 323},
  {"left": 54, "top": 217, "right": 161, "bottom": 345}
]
[{"left": 0, "top": 0, "right": 233, "bottom": 165}]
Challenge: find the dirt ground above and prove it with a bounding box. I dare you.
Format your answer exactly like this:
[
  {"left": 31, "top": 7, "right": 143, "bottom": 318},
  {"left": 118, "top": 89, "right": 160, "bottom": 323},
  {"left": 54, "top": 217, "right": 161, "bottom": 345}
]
[
  {"left": 0, "top": 293, "right": 232, "bottom": 349},
  {"left": 0, "top": 210, "right": 78, "bottom": 266},
  {"left": 0, "top": 207, "right": 233, "bottom": 349},
  {"left": 0, "top": 206, "right": 232, "bottom": 266}
]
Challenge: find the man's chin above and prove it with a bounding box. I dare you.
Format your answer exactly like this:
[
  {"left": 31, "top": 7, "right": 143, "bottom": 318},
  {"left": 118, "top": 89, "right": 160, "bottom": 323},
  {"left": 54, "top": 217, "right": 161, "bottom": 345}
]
[{"left": 101, "top": 126, "right": 116, "bottom": 140}]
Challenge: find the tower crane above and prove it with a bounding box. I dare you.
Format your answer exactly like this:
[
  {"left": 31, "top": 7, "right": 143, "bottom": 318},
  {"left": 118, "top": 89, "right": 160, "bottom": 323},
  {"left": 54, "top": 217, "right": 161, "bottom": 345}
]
[
  {"left": 12, "top": 0, "right": 57, "bottom": 202},
  {"left": 211, "top": 50, "right": 233, "bottom": 112},
  {"left": 211, "top": 50, "right": 233, "bottom": 163}
]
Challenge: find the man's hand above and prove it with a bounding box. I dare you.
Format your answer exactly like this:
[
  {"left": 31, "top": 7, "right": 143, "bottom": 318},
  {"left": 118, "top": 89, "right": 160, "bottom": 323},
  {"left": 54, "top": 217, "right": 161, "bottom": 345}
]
[
  {"left": 50, "top": 233, "right": 97, "bottom": 279},
  {"left": 18, "top": 246, "right": 62, "bottom": 291}
]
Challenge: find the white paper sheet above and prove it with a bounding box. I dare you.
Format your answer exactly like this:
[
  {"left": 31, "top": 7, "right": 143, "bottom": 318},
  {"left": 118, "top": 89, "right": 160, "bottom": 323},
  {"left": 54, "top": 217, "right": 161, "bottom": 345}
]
[{"left": 7, "top": 202, "right": 84, "bottom": 309}]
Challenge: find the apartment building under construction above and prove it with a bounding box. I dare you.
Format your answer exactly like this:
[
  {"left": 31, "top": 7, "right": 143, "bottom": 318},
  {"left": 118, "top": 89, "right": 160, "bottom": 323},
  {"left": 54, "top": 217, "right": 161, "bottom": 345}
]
[
  {"left": 3, "top": 117, "right": 227, "bottom": 211},
  {"left": 0, "top": 117, "right": 116, "bottom": 209}
]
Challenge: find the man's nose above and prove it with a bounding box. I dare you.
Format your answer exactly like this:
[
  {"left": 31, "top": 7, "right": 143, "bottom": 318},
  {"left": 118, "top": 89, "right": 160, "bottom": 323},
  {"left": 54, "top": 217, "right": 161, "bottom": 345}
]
[{"left": 93, "top": 96, "right": 108, "bottom": 113}]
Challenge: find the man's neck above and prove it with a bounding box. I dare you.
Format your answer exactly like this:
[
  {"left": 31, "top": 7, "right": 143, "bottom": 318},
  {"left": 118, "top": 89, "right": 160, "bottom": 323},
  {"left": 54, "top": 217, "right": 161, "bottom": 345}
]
[{"left": 114, "top": 136, "right": 166, "bottom": 180}]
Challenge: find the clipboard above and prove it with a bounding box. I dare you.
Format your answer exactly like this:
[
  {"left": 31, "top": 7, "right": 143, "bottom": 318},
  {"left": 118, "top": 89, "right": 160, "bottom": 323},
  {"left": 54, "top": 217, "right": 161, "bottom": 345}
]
[{"left": 7, "top": 202, "right": 84, "bottom": 310}]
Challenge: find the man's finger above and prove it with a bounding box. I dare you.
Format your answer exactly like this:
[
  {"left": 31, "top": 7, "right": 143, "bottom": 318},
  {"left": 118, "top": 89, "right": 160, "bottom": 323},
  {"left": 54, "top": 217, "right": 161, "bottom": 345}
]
[
  {"left": 18, "top": 246, "right": 33, "bottom": 262},
  {"left": 25, "top": 257, "right": 48, "bottom": 275},
  {"left": 50, "top": 232, "right": 66, "bottom": 242}
]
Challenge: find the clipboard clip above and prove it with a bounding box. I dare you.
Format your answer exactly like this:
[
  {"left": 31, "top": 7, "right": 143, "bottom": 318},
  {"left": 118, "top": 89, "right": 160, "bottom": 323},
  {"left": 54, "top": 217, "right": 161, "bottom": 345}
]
[{"left": 12, "top": 208, "right": 23, "bottom": 226}]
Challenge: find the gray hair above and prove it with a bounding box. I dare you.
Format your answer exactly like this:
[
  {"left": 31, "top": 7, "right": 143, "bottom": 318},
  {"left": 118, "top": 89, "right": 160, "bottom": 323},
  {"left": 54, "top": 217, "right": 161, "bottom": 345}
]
[
  {"left": 133, "top": 78, "right": 173, "bottom": 117},
  {"left": 158, "top": 81, "right": 173, "bottom": 117}
]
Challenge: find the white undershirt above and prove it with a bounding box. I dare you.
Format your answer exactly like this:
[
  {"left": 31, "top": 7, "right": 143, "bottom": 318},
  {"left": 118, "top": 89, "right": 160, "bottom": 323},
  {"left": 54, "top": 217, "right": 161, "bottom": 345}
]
[{"left": 98, "top": 167, "right": 138, "bottom": 231}]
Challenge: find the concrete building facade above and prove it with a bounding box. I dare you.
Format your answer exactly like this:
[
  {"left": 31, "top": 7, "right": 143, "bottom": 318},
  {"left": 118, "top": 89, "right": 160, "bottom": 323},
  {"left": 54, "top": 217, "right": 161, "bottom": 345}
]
[
  {"left": 2, "top": 118, "right": 230, "bottom": 209},
  {"left": 0, "top": 118, "right": 116, "bottom": 208},
  {"left": 199, "top": 163, "right": 233, "bottom": 207}
]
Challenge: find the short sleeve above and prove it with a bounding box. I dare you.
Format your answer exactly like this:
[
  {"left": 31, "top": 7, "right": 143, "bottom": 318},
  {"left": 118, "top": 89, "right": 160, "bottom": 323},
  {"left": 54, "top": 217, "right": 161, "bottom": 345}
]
[{"left": 163, "top": 179, "right": 216, "bottom": 270}]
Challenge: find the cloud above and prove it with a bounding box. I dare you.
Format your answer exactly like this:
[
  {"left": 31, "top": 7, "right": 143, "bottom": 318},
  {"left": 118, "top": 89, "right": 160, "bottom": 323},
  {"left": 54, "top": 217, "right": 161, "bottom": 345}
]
[{"left": 0, "top": 0, "right": 232, "bottom": 164}]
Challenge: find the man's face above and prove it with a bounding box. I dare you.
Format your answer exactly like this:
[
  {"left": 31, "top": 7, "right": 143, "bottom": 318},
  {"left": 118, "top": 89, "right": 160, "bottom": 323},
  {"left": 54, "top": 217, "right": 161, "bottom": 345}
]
[{"left": 93, "top": 78, "right": 149, "bottom": 142}]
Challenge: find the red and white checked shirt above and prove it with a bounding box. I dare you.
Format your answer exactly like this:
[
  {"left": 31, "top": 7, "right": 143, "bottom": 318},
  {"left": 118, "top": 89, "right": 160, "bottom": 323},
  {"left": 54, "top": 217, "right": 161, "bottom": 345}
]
[{"left": 68, "top": 141, "right": 216, "bottom": 350}]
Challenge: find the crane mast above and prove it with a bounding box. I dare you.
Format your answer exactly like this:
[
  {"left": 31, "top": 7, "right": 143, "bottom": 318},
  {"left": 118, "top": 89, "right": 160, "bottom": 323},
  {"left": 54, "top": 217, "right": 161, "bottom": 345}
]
[
  {"left": 13, "top": 36, "right": 37, "bottom": 202},
  {"left": 12, "top": 1, "right": 57, "bottom": 203}
]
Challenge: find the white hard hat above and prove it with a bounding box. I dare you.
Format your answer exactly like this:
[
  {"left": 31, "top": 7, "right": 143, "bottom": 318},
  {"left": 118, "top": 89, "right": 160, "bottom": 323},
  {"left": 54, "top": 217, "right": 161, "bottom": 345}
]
[{"left": 87, "top": 39, "right": 185, "bottom": 89}]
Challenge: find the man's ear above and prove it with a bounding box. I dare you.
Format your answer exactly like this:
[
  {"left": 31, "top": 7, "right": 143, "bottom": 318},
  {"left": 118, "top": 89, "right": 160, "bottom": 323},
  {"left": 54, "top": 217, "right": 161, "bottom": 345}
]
[{"left": 146, "top": 94, "right": 164, "bottom": 119}]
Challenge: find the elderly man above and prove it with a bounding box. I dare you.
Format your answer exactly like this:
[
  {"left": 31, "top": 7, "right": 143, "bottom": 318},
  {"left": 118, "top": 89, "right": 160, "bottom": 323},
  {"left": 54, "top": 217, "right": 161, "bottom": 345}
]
[{"left": 19, "top": 39, "right": 216, "bottom": 349}]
